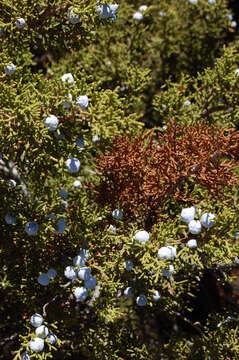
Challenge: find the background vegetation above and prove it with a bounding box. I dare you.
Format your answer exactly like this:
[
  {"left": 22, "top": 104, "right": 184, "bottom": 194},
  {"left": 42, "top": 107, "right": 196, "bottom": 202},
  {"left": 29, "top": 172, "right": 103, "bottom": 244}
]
[{"left": 0, "top": 0, "right": 239, "bottom": 359}]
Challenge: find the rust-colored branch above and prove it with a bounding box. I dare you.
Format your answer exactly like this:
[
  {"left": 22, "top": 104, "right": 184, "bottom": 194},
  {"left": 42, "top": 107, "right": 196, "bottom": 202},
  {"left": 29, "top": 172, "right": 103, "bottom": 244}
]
[{"left": 94, "top": 120, "right": 239, "bottom": 222}]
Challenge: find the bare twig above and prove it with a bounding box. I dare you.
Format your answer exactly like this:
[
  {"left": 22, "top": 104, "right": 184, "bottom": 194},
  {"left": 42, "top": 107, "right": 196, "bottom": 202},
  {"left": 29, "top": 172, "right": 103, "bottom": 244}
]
[
  {"left": 172, "top": 310, "right": 204, "bottom": 335},
  {"left": 217, "top": 316, "right": 239, "bottom": 328},
  {"left": 0, "top": 159, "right": 29, "bottom": 197},
  {"left": 42, "top": 295, "right": 60, "bottom": 317},
  {"left": 0, "top": 333, "right": 18, "bottom": 347}
]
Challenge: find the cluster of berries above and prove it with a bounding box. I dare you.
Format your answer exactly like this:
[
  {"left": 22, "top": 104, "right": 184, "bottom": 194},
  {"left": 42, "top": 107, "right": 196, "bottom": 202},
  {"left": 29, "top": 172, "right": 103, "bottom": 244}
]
[
  {"left": 64, "top": 249, "right": 97, "bottom": 302},
  {"left": 117, "top": 205, "right": 216, "bottom": 304},
  {"left": 181, "top": 206, "right": 215, "bottom": 235},
  {"left": 133, "top": 5, "right": 148, "bottom": 22},
  {"left": 97, "top": 3, "right": 118, "bottom": 22},
  {"left": 21, "top": 313, "right": 57, "bottom": 357}
]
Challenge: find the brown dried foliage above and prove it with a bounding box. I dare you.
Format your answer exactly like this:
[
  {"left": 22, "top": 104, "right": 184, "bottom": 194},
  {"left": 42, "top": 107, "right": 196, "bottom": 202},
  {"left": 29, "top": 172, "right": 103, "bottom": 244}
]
[{"left": 95, "top": 120, "right": 239, "bottom": 220}]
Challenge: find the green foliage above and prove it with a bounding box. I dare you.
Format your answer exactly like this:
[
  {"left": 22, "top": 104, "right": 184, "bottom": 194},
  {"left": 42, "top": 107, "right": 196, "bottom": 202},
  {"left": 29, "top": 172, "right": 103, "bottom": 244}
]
[
  {"left": 0, "top": 0, "right": 239, "bottom": 359},
  {"left": 153, "top": 46, "right": 239, "bottom": 128}
]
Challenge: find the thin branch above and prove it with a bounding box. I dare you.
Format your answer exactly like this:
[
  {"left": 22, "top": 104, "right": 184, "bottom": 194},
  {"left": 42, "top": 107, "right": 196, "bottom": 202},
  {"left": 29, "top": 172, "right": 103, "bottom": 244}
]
[
  {"left": 217, "top": 316, "right": 239, "bottom": 328},
  {"left": 0, "top": 159, "right": 30, "bottom": 198},
  {"left": 42, "top": 295, "right": 60, "bottom": 317},
  {"left": 172, "top": 310, "right": 204, "bottom": 335},
  {"left": 0, "top": 333, "right": 18, "bottom": 347}
]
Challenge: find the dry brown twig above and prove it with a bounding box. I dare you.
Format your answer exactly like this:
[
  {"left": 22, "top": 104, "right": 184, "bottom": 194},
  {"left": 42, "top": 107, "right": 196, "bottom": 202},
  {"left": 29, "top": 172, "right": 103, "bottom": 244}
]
[{"left": 94, "top": 120, "right": 239, "bottom": 222}]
